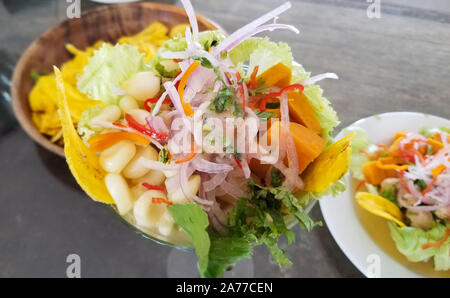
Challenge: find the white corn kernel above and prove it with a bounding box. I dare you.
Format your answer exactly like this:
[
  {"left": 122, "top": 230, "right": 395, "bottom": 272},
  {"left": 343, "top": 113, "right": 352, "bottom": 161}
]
[
  {"left": 126, "top": 109, "right": 151, "bottom": 125},
  {"left": 158, "top": 211, "right": 175, "bottom": 236},
  {"left": 133, "top": 190, "right": 168, "bottom": 229},
  {"left": 105, "top": 173, "right": 133, "bottom": 215},
  {"left": 99, "top": 140, "right": 136, "bottom": 173},
  {"left": 119, "top": 95, "right": 139, "bottom": 113},
  {"left": 167, "top": 174, "right": 201, "bottom": 204},
  {"left": 123, "top": 71, "right": 160, "bottom": 102},
  {"left": 123, "top": 146, "right": 158, "bottom": 179},
  {"left": 91, "top": 105, "right": 121, "bottom": 131},
  {"left": 133, "top": 170, "right": 166, "bottom": 186},
  {"left": 163, "top": 170, "right": 178, "bottom": 178}
]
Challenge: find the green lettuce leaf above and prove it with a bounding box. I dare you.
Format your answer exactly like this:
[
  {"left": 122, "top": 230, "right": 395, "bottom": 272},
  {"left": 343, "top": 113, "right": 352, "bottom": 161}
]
[
  {"left": 150, "top": 30, "right": 225, "bottom": 70},
  {"left": 388, "top": 221, "right": 450, "bottom": 271},
  {"left": 77, "top": 43, "right": 148, "bottom": 105},
  {"left": 167, "top": 204, "right": 211, "bottom": 276},
  {"left": 342, "top": 127, "right": 373, "bottom": 180},
  {"left": 229, "top": 37, "right": 339, "bottom": 142},
  {"left": 76, "top": 104, "right": 103, "bottom": 142},
  {"left": 420, "top": 126, "right": 450, "bottom": 138}
]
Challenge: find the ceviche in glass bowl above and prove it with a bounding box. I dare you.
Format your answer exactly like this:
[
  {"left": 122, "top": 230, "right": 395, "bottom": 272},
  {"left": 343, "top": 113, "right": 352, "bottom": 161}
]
[{"left": 55, "top": 1, "right": 352, "bottom": 277}]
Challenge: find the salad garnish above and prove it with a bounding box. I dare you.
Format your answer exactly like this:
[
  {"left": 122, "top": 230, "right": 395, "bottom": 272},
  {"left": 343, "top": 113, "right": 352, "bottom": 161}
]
[{"left": 55, "top": 0, "right": 351, "bottom": 277}]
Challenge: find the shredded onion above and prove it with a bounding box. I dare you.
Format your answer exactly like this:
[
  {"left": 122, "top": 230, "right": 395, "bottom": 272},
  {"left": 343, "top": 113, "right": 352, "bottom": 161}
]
[
  {"left": 138, "top": 157, "right": 180, "bottom": 171},
  {"left": 213, "top": 2, "right": 293, "bottom": 54},
  {"left": 192, "top": 157, "right": 234, "bottom": 174},
  {"left": 280, "top": 93, "right": 298, "bottom": 191},
  {"left": 301, "top": 73, "right": 338, "bottom": 86}
]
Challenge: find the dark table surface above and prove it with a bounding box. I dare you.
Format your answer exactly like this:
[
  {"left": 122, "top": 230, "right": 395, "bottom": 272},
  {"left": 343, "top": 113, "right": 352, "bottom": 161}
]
[{"left": 1, "top": 0, "right": 449, "bottom": 277}]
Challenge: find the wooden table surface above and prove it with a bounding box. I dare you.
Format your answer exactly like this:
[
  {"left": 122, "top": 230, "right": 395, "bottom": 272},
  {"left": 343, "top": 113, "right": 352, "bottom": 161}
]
[{"left": 0, "top": 0, "right": 449, "bottom": 277}]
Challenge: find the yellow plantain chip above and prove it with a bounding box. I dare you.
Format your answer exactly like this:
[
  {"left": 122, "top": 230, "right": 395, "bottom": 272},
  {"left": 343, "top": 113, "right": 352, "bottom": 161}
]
[
  {"left": 355, "top": 192, "right": 406, "bottom": 227},
  {"left": 302, "top": 133, "right": 355, "bottom": 193},
  {"left": 54, "top": 66, "right": 114, "bottom": 204}
]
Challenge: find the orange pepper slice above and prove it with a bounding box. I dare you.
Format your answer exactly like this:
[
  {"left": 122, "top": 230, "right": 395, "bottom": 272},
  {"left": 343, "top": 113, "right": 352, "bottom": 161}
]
[
  {"left": 88, "top": 131, "right": 149, "bottom": 152},
  {"left": 177, "top": 61, "right": 200, "bottom": 116}
]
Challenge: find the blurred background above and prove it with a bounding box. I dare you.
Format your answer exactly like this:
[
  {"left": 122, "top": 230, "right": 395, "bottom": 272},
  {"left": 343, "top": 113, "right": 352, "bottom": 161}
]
[{"left": 0, "top": 0, "right": 449, "bottom": 277}]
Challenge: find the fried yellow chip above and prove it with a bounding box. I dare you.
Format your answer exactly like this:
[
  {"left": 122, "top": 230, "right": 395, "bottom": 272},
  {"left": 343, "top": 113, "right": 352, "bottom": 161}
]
[
  {"left": 170, "top": 24, "right": 190, "bottom": 38},
  {"left": 54, "top": 66, "right": 114, "bottom": 204},
  {"left": 355, "top": 192, "right": 406, "bottom": 227},
  {"left": 302, "top": 133, "right": 355, "bottom": 193},
  {"left": 119, "top": 22, "right": 170, "bottom": 63}
]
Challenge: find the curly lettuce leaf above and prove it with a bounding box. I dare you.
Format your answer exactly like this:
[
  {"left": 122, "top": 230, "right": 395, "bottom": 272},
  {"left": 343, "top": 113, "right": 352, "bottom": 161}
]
[
  {"left": 77, "top": 43, "right": 148, "bottom": 104},
  {"left": 420, "top": 126, "right": 450, "bottom": 138},
  {"left": 76, "top": 104, "right": 103, "bottom": 142},
  {"left": 150, "top": 30, "right": 225, "bottom": 71},
  {"left": 229, "top": 37, "right": 339, "bottom": 142},
  {"left": 388, "top": 221, "right": 450, "bottom": 271},
  {"left": 342, "top": 127, "right": 374, "bottom": 180}
]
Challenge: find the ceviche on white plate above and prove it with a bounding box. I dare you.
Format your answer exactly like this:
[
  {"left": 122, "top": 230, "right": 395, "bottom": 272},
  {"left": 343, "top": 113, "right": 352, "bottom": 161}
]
[
  {"left": 320, "top": 112, "right": 450, "bottom": 278},
  {"left": 55, "top": 1, "right": 352, "bottom": 277}
]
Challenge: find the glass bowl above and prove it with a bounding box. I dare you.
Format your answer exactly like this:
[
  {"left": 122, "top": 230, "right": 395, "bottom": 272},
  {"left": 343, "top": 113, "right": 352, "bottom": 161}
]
[{"left": 110, "top": 197, "right": 318, "bottom": 250}]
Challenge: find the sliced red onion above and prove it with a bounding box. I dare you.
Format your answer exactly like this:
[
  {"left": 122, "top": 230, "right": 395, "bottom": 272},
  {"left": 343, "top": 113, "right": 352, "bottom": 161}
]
[
  {"left": 301, "top": 73, "right": 338, "bottom": 86},
  {"left": 138, "top": 157, "right": 180, "bottom": 171},
  {"left": 214, "top": 2, "right": 292, "bottom": 54},
  {"left": 179, "top": 162, "right": 213, "bottom": 206},
  {"left": 241, "top": 156, "right": 251, "bottom": 179},
  {"left": 165, "top": 174, "right": 180, "bottom": 194},
  {"left": 192, "top": 157, "right": 234, "bottom": 174},
  {"left": 151, "top": 90, "right": 169, "bottom": 117},
  {"left": 398, "top": 195, "right": 447, "bottom": 212},
  {"left": 146, "top": 116, "right": 169, "bottom": 134},
  {"left": 203, "top": 172, "right": 228, "bottom": 192},
  {"left": 90, "top": 120, "right": 164, "bottom": 150},
  {"left": 164, "top": 81, "right": 185, "bottom": 116},
  {"left": 220, "top": 180, "right": 246, "bottom": 199},
  {"left": 280, "top": 93, "right": 298, "bottom": 191},
  {"left": 181, "top": 0, "right": 199, "bottom": 42},
  {"left": 160, "top": 51, "right": 188, "bottom": 60},
  {"left": 220, "top": 23, "right": 299, "bottom": 53}
]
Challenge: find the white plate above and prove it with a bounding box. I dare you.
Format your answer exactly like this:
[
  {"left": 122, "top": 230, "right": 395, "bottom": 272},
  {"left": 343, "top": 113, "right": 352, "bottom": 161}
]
[{"left": 319, "top": 112, "right": 450, "bottom": 278}]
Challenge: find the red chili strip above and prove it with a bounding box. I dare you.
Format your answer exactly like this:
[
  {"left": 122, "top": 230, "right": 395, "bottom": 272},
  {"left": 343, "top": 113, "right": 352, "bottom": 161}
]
[
  {"left": 259, "top": 83, "right": 304, "bottom": 111},
  {"left": 399, "top": 170, "right": 411, "bottom": 194},
  {"left": 125, "top": 113, "right": 168, "bottom": 142},
  {"left": 142, "top": 183, "right": 166, "bottom": 191},
  {"left": 355, "top": 180, "right": 368, "bottom": 192},
  {"left": 152, "top": 197, "right": 173, "bottom": 205},
  {"left": 233, "top": 155, "right": 243, "bottom": 169},
  {"left": 422, "top": 228, "right": 450, "bottom": 250},
  {"left": 236, "top": 72, "right": 246, "bottom": 114}
]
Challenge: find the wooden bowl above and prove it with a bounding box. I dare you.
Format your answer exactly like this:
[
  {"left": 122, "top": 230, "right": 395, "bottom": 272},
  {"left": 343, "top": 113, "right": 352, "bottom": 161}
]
[{"left": 11, "top": 2, "right": 219, "bottom": 157}]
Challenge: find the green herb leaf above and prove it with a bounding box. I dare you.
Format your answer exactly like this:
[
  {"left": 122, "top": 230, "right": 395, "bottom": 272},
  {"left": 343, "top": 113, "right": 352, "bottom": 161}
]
[
  {"left": 204, "top": 235, "right": 252, "bottom": 278},
  {"left": 195, "top": 57, "right": 214, "bottom": 69},
  {"left": 155, "top": 62, "right": 179, "bottom": 78},
  {"left": 228, "top": 181, "right": 320, "bottom": 267},
  {"left": 381, "top": 186, "right": 397, "bottom": 204},
  {"left": 414, "top": 179, "right": 427, "bottom": 192},
  {"left": 270, "top": 168, "right": 283, "bottom": 187},
  {"left": 265, "top": 102, "right": 280, "bottom": 109},
  {"left": 210, "top": 88, "right": 233, "bottom": 113},
  {"left": 256, "top": 111, "right": 278, "bottom": 121},
  {"left": 30, "top": 70, "right": 45, "bottom": 82},
  {"left": 159, "top": 147, "right": 169, "bottom": 164},
  {"left": 167, "top": 204, "right": 210, "bottom": 276}
]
